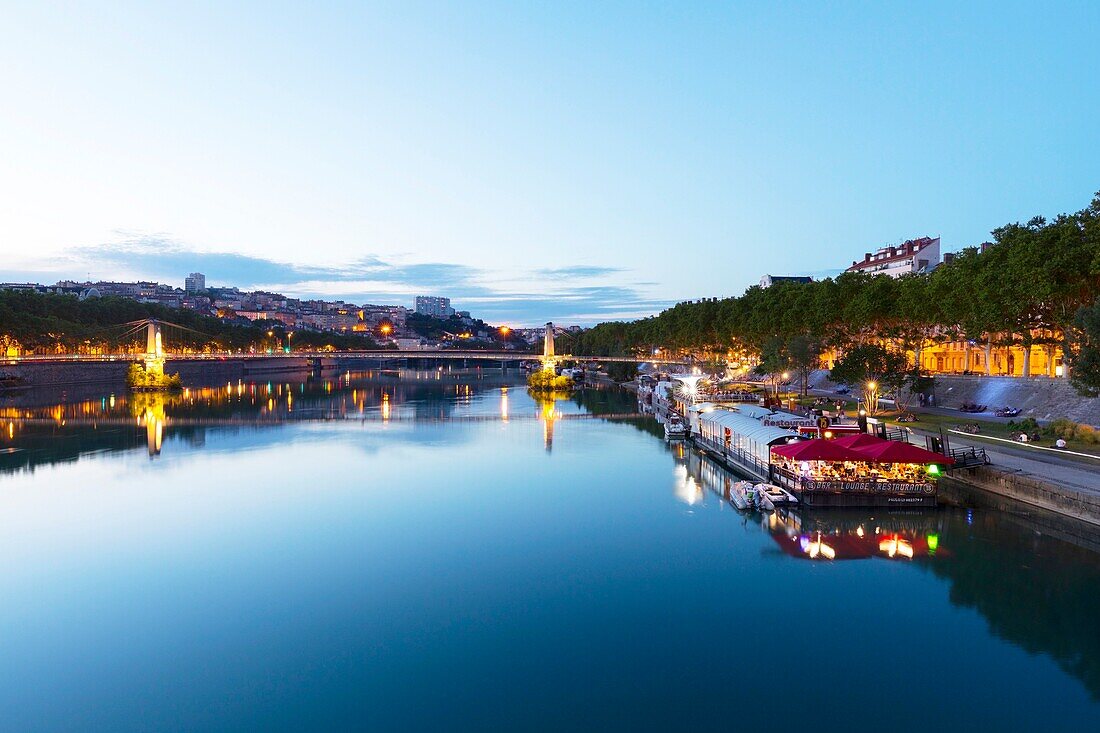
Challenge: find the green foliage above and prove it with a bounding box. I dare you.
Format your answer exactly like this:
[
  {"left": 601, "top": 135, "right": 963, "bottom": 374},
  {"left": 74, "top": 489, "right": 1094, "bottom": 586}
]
[
  {"left": 0, "top": 291, "right": 379, "bottom": 353},
  {"left": 1068, "top": 296, "right": 1100, "bottom": 397},
  {"left": 829, "top": 344, "right": 910, "bottom": 392},
  {"left": 1047, "top": 417, "right": 1100, "bottom": 444},
  {"left": 126, "top": 363, "right": 183, "bottom": 391},
  {"left": 1006, "top": 417, "right": 1041, "bottom": 435},
  {"left": 567, "top": 192, "right": 1100, "bottom": 380},
  {"left": 527, "top": 369, "right": 574, "bottom": 391},
  {"left": 604, "top": 361, "right": 638, "bottom": 382},
  {"left": 907, "top": 369, "right": 935, "bottom": 394}
]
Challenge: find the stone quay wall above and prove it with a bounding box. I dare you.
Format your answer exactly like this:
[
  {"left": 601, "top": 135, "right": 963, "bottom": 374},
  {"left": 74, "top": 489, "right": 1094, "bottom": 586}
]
[
  {"left": 0, "top": 357, "right": 327, "bottom": 390},
  {"left": 943, "top": 465, "right": 1100, "bottom": 528}
]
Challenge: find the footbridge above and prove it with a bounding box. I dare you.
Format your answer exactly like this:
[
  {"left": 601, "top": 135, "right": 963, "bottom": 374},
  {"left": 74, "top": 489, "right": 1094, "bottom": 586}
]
[
  {"left": 8, "top": 321, "right": 691, "bottom": 365},
  {"left": 7, "top": 350, "right": 687, "bottom": 365}
]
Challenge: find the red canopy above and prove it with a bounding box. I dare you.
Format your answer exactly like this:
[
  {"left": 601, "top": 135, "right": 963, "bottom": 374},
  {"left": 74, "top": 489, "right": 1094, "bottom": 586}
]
[
  {"left": 770, "top": 439, "right": 866, "bottom": 462},
  {"left": 851, "top": 440, "right": 955, "bottom": 465},
  {"left": 832, "top": 433, "right": 889, "bottom": 449}
]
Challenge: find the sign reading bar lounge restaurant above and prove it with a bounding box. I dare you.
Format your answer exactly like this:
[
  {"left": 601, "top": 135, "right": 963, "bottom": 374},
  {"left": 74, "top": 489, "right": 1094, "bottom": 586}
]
[{"left": 801, "top": 480, "right": 935, "bottom": 495}]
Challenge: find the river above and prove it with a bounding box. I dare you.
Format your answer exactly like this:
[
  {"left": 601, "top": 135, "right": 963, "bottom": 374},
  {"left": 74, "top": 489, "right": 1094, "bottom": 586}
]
[{"left": 1, "top": 370, "right": 1098, "bottom": 731}]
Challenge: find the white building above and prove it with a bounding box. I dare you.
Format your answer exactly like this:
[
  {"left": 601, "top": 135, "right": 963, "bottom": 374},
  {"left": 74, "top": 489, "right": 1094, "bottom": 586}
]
[
  {"left": 759, "top": 275, "right": 813, "bottom": 288},
  {"left": 845, "top": 237, "right": 941, "bottom": 278},
  {"left": 414, "top": 295, "right": 453, "bottom": 318},
  {"left": 185, "top": 272, "right": 206, "bottom": 293}
]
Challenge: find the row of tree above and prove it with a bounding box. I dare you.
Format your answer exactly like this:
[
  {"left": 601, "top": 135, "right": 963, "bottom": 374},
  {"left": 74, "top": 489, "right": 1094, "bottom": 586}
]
[
  {"left": 0, "top": 291, "right": 379, "bottom": 353},
  {"left": 570, "top": 192, "right": 1100, "bottom": 394}
]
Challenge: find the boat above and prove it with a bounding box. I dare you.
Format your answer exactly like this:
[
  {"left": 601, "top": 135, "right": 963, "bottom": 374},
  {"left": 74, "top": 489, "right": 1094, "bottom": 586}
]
[
  {"left": 755, "top": 483, "right": 798, "bottom": 511},
  {"left": 730, "top": 480, "right": 755, "bottom": 510},
  {"left": 664, "top": 418, "right": 687, "bottom": 440}
]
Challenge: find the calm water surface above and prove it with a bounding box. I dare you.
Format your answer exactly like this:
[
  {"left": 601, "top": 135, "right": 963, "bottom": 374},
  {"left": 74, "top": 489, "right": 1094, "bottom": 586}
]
[{"left": 1, "top": 371, "right": 1099, "bottom": 731}]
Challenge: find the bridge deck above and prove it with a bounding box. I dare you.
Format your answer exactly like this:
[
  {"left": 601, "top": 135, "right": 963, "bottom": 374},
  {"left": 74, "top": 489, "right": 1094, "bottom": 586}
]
[{"left": 6, "top": 351, "right": 688, "bottom": 364}]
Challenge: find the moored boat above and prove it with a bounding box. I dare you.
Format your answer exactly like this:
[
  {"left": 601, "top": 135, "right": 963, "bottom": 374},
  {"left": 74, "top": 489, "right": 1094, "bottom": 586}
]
[
  {"left": 754, "top": 483, "right": 798, "bottom": 510},
  {"left": 730, "top": 480, "right": 754, "bottom": 510},
  {"left": 664, "top": 418, "right": 687, "bottom": 440}
]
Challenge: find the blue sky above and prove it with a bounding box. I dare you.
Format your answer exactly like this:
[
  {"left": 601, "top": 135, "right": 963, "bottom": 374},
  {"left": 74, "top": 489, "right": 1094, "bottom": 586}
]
[{"left": 1, "top": 1, "right": 1097, "bottom": 325}]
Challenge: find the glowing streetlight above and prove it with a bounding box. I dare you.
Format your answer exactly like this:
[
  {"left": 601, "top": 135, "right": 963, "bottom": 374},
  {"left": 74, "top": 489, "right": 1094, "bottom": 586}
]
[
  {"left": 865, "top": 380, "right": 879, "bottom": 415},
  {"left": 499, "top": 325, "right": 511, "bottom": 336}
]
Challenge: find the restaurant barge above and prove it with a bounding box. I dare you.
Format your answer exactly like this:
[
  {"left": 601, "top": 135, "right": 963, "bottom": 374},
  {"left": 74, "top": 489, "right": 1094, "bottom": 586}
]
[{"left": 687, "top": 404, "right": 951, "bottom": 508}]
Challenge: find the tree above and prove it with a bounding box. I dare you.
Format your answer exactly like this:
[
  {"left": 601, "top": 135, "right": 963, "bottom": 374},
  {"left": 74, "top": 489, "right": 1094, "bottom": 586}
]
[
  {"left": 787, "top": 334, "right": 821, "bottom": 397},
  {"left": 829, "top": 344, "right": 909, "bottom": 415},
  {"left": 1067, "top": 297, "right": 1100, "bottom": 397},
  {"left": 604, "top": 361, "right": 638, "bottom": 382}
]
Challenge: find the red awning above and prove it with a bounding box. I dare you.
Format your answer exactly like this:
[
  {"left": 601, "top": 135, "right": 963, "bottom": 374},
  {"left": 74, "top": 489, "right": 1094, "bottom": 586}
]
[
  {"left": 832, "top": 433, "right": 889, "bottom": 449},
  {"left": 851, "top": 440, "right": 955, "bottom": 465},
  {"left": 769, "top": 439, "right": 866, "bottom": 462}
]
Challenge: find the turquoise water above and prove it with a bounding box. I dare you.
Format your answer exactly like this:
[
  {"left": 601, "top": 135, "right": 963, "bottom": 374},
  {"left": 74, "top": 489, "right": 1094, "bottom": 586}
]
[{"left": 1, "top": 372, "right": 1098, "bottom": 731}]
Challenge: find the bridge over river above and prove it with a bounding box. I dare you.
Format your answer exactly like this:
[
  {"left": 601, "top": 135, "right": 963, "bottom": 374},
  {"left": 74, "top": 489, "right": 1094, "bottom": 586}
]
[{"left": 6, "top": 322, "right": 690, "bottom": 366}]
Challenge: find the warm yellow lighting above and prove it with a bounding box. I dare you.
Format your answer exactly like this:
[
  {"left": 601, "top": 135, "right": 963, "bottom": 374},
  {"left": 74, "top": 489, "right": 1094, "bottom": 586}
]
[
  {"left": 781, "top": 371, "right": 790, "bottom": 380},
  {"left": 867, "top": 381, "right": 877, "bottom": 390},
  {"left": 805, "top": 533, "right": 836, "bottom": 560},
  {"left": 499, "top": 325, "right": 511, "bottom": 335},
  {"left": 879, "top": 536, "right": 914, "bottom": 559}
]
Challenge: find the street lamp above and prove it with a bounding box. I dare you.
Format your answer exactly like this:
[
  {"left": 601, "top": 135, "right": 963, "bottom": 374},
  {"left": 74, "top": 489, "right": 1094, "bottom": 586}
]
[
  {"left": 775, "top": 371, "right": 790, "bottom": 402},
  {"left": 865, "top": 380, "right": 879, "bottom": 416}
]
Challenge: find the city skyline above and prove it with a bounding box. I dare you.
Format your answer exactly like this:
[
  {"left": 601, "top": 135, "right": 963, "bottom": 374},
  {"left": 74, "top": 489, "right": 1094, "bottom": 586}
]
[{"left": 2, "top": 2, "right": 1099, "bottom": 324}]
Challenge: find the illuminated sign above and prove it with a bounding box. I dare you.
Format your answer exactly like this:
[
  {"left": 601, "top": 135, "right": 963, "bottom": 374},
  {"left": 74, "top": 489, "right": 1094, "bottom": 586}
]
[{"left": 800, "top": 480, "right": 936, "bottom": 495}]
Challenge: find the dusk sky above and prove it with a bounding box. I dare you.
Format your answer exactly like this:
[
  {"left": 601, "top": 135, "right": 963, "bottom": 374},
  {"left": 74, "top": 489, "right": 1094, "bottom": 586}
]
[{"left": 2, "top": 1, "right": 1098, "bottom": 324}]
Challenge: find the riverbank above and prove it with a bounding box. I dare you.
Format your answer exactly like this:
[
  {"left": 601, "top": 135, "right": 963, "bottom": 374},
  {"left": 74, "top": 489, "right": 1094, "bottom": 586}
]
[
  {"left": 804, "top": 374, "right": 1100, "bottom": 527},
  {"left": 0, "top": 356, "right": 333, "bottom": 389}
]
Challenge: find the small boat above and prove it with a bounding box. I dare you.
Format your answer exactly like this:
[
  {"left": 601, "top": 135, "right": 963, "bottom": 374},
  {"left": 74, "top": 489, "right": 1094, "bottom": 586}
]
[
  {"left": 755, "top": 483, "right": 798, "bottom": 511},
  {"left": 664, "top": 419, "right": 687, "bottom": 440},
  {"left": 730, "top": 480, "right": 754, "bottom": 510}
]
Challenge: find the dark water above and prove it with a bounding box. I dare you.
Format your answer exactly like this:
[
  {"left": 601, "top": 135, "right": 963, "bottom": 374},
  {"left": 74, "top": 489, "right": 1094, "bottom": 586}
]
[{"left": 1, "top": 371, "right": 1098, "bottom": 731}]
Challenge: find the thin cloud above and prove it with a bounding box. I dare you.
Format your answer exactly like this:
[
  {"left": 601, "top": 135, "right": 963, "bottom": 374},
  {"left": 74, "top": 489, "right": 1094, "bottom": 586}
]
[
  {"left": 536, "top": 265, "right": 625, "bottom": 279},
  {"left": 26, "top": 233, "right": 669, "bottom": 325}
]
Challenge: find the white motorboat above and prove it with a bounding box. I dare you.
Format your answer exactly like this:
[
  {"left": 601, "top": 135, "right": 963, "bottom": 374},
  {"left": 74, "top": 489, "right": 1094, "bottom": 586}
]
[
  {"left": 664, "top": 419, "right": 687, "bottom": 440},
  {"left": 755, "top": 483, "right": 798, "bottom": 510},
  {"left": 730, "top": 480, "right": 754, "bottom": 510}
]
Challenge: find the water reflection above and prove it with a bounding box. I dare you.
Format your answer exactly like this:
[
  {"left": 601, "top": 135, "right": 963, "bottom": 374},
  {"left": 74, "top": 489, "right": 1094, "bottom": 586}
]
[
  {"left": 0, "top": 372, "right": 645, "bottom": 473},
  {"left": 129, "top": 393, "right": 167, "bottom": 457},
  {"left": 676, "top": 443, "right": 1100, "bottom": 700},
  {"left": 532, "top": 390, "right": 570, "bottom": 452}
]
